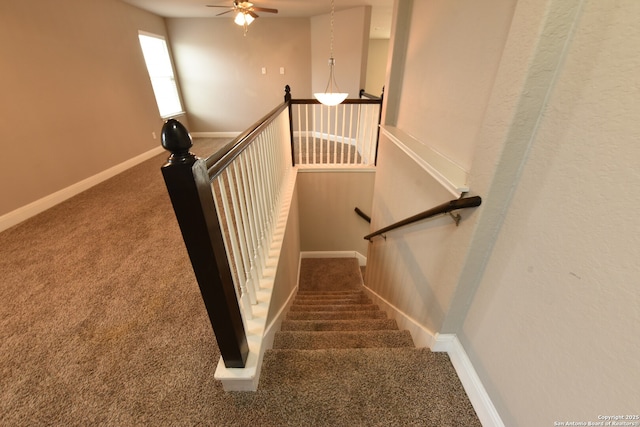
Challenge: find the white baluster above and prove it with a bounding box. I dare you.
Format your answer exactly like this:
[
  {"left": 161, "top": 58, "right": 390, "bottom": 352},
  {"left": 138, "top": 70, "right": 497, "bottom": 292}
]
[
  {"left": 225, "top": 167, "right": 257, "bottom": 306},
  {"left": 216, "top": 173, "right": 253, "bottom": 320}
]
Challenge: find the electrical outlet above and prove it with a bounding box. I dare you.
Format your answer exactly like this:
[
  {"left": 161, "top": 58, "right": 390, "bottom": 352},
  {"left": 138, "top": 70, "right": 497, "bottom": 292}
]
[
  {"left": 152, "top": 131, "right": 157, "bottom": 140},
  {"left": 280, "top": 67, "right": 285, "bottom": 75},
  {"left": 261, "top": 67, "right": 267, "bottom": 75}
]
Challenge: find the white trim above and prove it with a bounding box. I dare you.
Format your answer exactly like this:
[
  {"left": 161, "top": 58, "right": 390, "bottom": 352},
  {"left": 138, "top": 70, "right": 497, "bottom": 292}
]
[
  {"left": 191, "top": 132, "right": 241, "bottom": 138},
  {"left": 433, "top": 334, "right": 505, "bottom": 427},
  {"left": 361, "top": 285, "right": 436, "bottom": 349},
  {"left": 214, "top": 170, "right": 298, "bottom": 391},
  {"left": 300, "top": 250, "right": 367, "bottom": 267},
  {"left": 296, "top": 165, "right": 376, "bottom": 173},
  {"left": 295, "top": 130, "right": 357, "bottom": 147},
  {"left": 262, "top": 284, "right": 298, "bottom": 353},
  {"left": 0, "top": 146, "right": 165, "bottom": 233},
  {"left": 379, "top": 125, "right": 469, "bottom": 197}
]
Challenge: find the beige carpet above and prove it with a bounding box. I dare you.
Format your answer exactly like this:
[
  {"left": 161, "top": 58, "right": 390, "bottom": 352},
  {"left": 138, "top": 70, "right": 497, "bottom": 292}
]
[{"left": 0, "top": 138, "right": 479, "bottom": 426}]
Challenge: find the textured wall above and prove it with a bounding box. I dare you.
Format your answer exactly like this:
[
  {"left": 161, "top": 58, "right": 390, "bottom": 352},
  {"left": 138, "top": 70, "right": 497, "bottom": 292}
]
[
  {"left": 459, "top": 0, "right": 640, "bottom": 424},
  {"left": 297, "top": 170, "right": 374, "bottom": 256},
  {"left": 366, "top": 135, "right": 473, "bottom": 333},
  {"left": 311, "top": 7, "right": 371, "bottom": 101},
  {"left": 365, "top": 39, "right": 389, "bottom": 96},
  {"left": 394, "top": 0, "right": 517, "bottom": 171},
  {"left": 0, "top": 0, "right": 169, "bottom": 217},
  {"left": 166, "top": 18, "right": 311, "bottom": 133}
]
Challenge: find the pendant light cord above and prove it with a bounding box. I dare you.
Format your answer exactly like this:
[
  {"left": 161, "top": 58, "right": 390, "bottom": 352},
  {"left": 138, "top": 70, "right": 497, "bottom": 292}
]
[
  {"left": 329, "top": 0, "right": 335, "bottom": 59},
  {"left": 325, "top": 0, "right": 341, "bottom": 94}
]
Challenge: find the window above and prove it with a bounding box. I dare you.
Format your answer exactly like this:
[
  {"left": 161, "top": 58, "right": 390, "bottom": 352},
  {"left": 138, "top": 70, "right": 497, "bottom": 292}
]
[{"left": 138, "top": 32, "right": 183, "bottom": 118}]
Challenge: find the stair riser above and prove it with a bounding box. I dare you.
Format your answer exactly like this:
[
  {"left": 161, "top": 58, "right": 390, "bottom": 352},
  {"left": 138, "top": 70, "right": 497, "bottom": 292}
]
[
  {"left": 296, "top": 290, "right": 365, "bottom": 296},
  {"left": 292, "top": 299, "right": 372, "bottom": 306},
  {"left": 286, "top": 311, "right": 388, "bottom": 320},
  {"left": 273, "top": 330, "right": 415, "bottom": 350},
  {"left": 280, "top": 319, "right": 399, "bottom": 332},
  {"left": 289, "top": 304, "right": 379, "bottom": 312}
]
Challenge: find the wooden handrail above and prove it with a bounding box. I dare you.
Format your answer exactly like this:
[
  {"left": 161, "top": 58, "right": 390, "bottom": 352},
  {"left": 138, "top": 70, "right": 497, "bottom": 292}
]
[
  {"left": 289, "top": 98, "right": 382, "bottom": 105},
  {"left": 205, "top": 101, "right": 289, "bottom": 179},
  {"left": 364, "top": 196, "right": 482, "bottom": 241},
  {"left": 354, "top": 207, "right": 371, "bottom": 223},
  {"left": 359, "top": 88, "right": 383, "bottom": 100}
]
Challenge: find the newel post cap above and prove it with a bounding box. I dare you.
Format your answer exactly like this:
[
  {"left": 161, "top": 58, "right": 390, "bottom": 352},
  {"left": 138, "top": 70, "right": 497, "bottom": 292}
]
[{"left": 161, "top": 119, "right": 194, "bottom": 163}]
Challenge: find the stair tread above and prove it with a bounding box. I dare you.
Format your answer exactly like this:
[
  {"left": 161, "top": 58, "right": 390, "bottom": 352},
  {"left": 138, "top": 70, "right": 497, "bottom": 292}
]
[
  {"left": 286, "top": 310, "right": 388, "bottom": 320},
  {"left": 258, "top": 347, "right": 481, "bottom": 427},
  {"left": 273, "top": 330, "right": 415, "bottom": 350},
  {"left": 280, "top": 318, "right": 399, "bottom": 331},
  {"left": 292, "top": 298, "right": 372, "bottom": 305},
  {"left": 296, "top": 289, "right": 364, "bottom": 295},
  {"left": 293, "top": 295, "right": 370, "bottom": 302},
  {"left": 289, "top": 303, "right": 379, "bottom": 312}
]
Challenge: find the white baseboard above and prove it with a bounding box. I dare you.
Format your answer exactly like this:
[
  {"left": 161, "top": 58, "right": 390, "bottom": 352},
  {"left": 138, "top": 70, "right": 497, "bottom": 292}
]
[
  {"left": 0, "top": 146, "right": 165, "bottom": 233},
  {"left": 262, "top": 284, "right": 298, "bottom": 352},
  {"left": 361, "top": 285, "right": 436, "bottom": 349},
  {"left": 191, "top": 132, "right": 241, "bottom": 138},
  {"left": 300, "top": 250, "right": 367, "bottom": 267},
  {"left": 433, "top": 334, "right": 504, "bottom": 427}
]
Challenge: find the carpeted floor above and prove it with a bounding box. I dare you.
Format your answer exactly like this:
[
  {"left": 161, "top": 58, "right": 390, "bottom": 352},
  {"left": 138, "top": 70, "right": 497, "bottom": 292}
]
[{"left": 0, "top": 138, "right": 479, "bottom": 426}]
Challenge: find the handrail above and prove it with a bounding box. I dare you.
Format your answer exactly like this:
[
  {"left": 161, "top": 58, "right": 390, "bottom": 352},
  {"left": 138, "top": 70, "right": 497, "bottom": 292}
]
[
  {"left": 354, "top": 207, "right": 371, "bottom": 223},
  {"left": 205, "top": 101, "right": 289, "bottom": 179},
  {"left": 289, "top": 98, "right": 382, "bottom": 105},
  {"left": 364, "top": 196, "right": 482, "bottom": 241},
  {"left": 287, "top": 86, "right": 384, "bottom": 166},
  {"left": 359, "top": 88, "right": 383, "bottom": 100}
]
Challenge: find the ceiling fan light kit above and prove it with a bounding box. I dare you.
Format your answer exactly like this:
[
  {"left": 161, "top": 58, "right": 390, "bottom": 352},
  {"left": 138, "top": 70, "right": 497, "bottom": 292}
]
[
  {"left": 314, "top": 0, "right": 348, "bottom": 106},
  {"left": 207, "top": 1, "right": 277, "bottom": 35},
  {"left": 233, "top": 11, "right": 255, "bottom": 26}
]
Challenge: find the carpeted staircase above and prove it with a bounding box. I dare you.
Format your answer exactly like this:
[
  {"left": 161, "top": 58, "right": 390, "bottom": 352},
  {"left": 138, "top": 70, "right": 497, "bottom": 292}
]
[
  {"left": 257, "top": 258, "right": 482, "bottom": 426},
  {"left": 275, "top": 289, "right": 415, "bottom": 350}
]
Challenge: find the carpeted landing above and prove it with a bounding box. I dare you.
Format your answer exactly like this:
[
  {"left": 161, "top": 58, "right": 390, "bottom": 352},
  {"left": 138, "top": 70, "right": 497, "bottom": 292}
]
[{"left": 257, "top": 257, "right": 482, "bottom": 426}]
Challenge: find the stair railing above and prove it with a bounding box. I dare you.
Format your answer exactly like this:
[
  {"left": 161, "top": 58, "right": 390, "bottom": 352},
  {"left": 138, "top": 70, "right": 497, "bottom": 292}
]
[
  {"left": 160, "top": 100, "right": 292, "bottom": 369},
  {"left": 364, "top": 195, "right": 482, "bottom": 241},
  {"left": 354, "top": 206, "right": 372, "bottom": 223},
  {"left": 287, "top": 86, "right": 383, "bottom": 166}
]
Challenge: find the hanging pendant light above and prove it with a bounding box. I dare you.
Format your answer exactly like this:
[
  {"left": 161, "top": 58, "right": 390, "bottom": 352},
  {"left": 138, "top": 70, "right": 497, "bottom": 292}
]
[{"left": 314, "top": 0, "right": 348, "bottom": 106}]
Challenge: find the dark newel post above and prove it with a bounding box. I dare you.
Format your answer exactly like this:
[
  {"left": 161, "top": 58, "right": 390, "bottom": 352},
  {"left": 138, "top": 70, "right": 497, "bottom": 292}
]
[
  {"left": 285, "top": 85, "right": 295, "bottom": 167},
  {"left": 374, "top": 86, "right": 384, "bottom": 166},
  {"left": 160, "top": 119, "right": 248, "bottom": 368}
]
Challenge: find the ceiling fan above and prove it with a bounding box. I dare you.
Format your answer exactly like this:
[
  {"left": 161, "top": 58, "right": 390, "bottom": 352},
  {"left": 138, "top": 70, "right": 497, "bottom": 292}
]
[{"left": 207, "top": 1, "right": 278, "bottom": 33}]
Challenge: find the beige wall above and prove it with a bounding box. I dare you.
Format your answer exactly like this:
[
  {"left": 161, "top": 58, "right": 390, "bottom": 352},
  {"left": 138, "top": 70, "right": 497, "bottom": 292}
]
[
  {"left": 366, "top": 135, "right": 473, "bottom": 332},
  {"left": 311, "top": 7, "right": 371, "bottom": 100},
  {"left": 456, "top": 0, "right": 640, "bottom": 424},
  {"left": 166, "top": 18, "right": 311, "bottom": 133},
  {"left": 391, "top": 0, "right": 516, "bottom": 171},
  {"left": 365, "top": 38, "right": 389, "bottom": 97},
  {"left": 297, "top": 171, "right": 374, "bottom": 256},
  {"left": 368, "top": 0, "right": 517, "bottom": 337},
  {"left": 0, "top": 0, "right": 171, "bottom": 218},
  {"left": 265, "top": 181, "right": 301, "bottom": 326},
  {"left": 372, "top": 0, "right": 640, "bottom": 424}
]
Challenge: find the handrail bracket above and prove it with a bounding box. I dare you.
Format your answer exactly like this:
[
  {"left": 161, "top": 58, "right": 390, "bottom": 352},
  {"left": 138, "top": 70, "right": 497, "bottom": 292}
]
[{"left": 449, "top": 212, "right": 462, "bottom": 226}]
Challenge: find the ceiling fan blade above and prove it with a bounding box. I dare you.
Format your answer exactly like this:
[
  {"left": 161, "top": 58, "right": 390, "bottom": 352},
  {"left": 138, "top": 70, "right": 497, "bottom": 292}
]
[
  {"left": 206, "top": 4, "right": 231, "bottom": 7},
  {"left": 216, "top": 9, "right": 234, "bottom": 16},
  {"left": 248, "top": 11, "right": 259, "bottom": 19},
  {"left": 251, "top": 7, "right": 278, "bottom": 14}
]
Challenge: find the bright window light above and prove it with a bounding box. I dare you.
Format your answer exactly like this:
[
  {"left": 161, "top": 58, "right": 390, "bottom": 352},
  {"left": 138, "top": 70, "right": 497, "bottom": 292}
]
[{"left": 138, "top": 32, "right": 183, "bottom": 118}]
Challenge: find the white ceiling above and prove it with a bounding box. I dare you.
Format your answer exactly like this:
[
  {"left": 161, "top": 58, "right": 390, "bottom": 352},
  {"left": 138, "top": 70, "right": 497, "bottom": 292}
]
[{"left": 121, "top": 0, "right": 394, "bottom": 38}]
